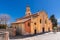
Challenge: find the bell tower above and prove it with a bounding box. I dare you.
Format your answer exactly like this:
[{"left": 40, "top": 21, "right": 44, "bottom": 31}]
[{"left": 25, "top": 5, "right": 31, "bottom": 16}]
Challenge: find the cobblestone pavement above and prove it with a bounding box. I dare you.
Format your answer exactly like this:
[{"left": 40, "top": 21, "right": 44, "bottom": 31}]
[{"left": 10, "top": 32, "right": 60, "bottom": 40}]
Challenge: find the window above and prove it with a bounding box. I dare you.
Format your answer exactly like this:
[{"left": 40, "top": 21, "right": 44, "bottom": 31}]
[
  {"left": 40, "top": 19, "right": 41, "bottom": 23},
  {"left": 15, "top": 26, "right": 16, "bottom": 28},
  {"left": 34, "top": 23, "right": 36, "bottom": 25},
  {"left": 28, "top": 22, "right": 30, "bottom": 27}
]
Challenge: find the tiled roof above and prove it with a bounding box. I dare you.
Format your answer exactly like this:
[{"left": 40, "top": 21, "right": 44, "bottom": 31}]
[
  {"left": 12, "top": 18, "right": 31, "bottom": 24},
  {"left": 17, "top": 13, "right": 38, "bottom": 20}
]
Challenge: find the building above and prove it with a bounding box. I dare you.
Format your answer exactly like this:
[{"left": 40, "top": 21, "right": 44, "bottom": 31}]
[{"left": 11, "top": 6, "right": 52, "bottom": 35}]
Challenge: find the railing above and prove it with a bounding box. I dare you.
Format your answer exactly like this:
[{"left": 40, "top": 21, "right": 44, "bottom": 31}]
[{"left": 0, "top": 31, "right": 9, "bottom": 40}]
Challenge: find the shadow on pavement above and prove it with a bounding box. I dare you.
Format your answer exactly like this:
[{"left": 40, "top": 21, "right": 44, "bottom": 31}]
[{"left": 10, "top": 32, "right": 48, "bottom": 39}]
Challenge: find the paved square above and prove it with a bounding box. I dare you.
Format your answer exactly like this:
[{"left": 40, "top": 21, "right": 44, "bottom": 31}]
[{"left": 10, "top": 32, "right": 59, "bottom": 40}]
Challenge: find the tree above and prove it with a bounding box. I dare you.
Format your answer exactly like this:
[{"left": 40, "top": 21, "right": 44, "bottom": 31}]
[
  {"left": 0, "top": 14, "right": 10, "bottom": 29},
  {"left": 0, "top": 24, "right": 7, "bottom": 29},
  {"left": 0, "top": 14, "right": 10, "bottom": 24},
  {"left": 50, "top": 15, "right": 57, "bottom": 29}
]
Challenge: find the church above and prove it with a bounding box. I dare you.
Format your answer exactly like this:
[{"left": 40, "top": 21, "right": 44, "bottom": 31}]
[{"left": 11, "top": 6, "right": 52, "bottom": 35}]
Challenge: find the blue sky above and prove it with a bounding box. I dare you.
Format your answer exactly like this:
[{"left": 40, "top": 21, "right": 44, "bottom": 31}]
[{"left": 0, "top": 0, "right": 60, "bottom": 24}]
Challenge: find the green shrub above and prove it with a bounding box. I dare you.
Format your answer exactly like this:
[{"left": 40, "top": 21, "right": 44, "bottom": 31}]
[{"left": 0, "top": 24, "right": 7, "bottom": 29}]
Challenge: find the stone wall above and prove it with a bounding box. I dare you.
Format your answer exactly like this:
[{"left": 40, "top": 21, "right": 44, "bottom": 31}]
[{"left": 0, "top": 28, "right": 16, "bottom": 37}]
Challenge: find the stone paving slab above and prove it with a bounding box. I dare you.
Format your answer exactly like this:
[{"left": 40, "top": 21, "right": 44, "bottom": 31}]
[{"left": 10, "top": 32, "right": 60, "bottom": 40}]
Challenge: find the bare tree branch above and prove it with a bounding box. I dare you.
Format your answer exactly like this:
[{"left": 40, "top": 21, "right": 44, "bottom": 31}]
[{"left": 0, "top": 14, "right": 10, "bottom": 24}]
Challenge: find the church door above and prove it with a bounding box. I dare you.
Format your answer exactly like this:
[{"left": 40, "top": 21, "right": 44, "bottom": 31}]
[
  {"left": 34, "top": 29, "right": 37, "bottom": 34},
  {"left": 42, "top": 27, "right": 45, "bottom": 33}
]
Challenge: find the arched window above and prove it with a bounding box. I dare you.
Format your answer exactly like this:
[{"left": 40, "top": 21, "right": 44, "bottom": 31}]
[
  {"left": 34, "top": 23, "right": 36, "bottom": 25},
  {"left": 40, "top": 19, "right": 41, "bottom": 23},
  {"left": 28, "top": 22, "right": 30, "bottom": 27}
]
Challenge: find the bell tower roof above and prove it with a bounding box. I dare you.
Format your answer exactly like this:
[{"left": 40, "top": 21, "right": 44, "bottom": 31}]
[{"left": 25, "top": 5, "right": 32, "bottom": 16}]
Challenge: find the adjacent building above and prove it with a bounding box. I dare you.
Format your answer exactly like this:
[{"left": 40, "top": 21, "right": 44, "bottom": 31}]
[{"left": 11, "top": 6, "right": 52, "bottom": 35}]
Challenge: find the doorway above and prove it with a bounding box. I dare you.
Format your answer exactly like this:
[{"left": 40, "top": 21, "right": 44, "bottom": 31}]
[
  {"left": 48, "top": 28, "right": 50, "bottom": 32},
  {"left": 16, "top": 27, "right": 21, "bottom": 35},
  {"left": 34, "top": 29, "right": 37, "bottom": 34},
  {"left": 42, "top": 27, "right": 45, "bottom": 33}
]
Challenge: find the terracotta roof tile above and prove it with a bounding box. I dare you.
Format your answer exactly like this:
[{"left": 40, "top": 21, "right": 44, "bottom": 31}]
[{"left": 12, "top": 18, "right": 31, "bottom": 24}]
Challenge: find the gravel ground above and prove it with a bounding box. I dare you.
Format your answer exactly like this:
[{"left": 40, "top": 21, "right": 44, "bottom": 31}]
[{"left": 10, "top": 32, "right": 60, "bottom": 40}]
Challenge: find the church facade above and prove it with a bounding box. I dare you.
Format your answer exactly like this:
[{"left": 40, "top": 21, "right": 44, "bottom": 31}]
[{"left": 11, "top": 6, "right": 52, "bottom": 35}]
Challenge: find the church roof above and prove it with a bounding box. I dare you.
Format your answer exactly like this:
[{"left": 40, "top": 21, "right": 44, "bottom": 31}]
[
  {"left": 12, "top": 18, "right": 31, "bottom": 24},
  {"left": 17, "top": 13, "right": 38, "bottom": 20}
]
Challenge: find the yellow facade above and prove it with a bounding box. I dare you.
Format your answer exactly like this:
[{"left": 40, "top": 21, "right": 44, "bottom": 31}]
[{"left": 30, "top": 11, "right": 52, "bottom": 35}]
